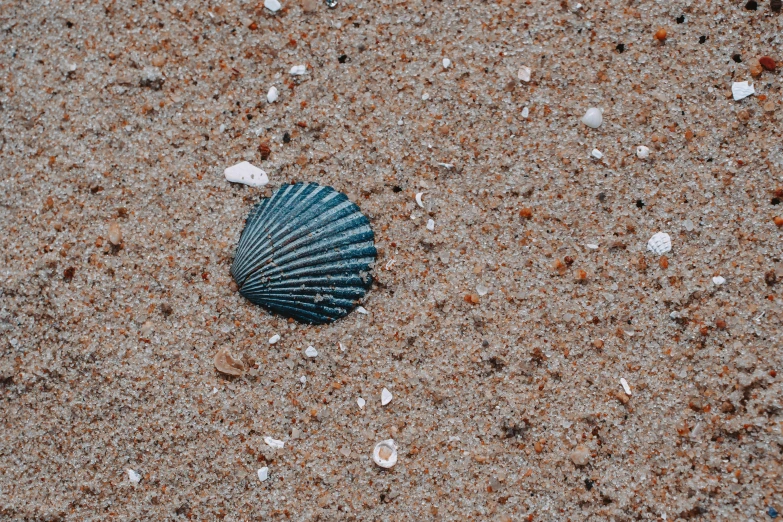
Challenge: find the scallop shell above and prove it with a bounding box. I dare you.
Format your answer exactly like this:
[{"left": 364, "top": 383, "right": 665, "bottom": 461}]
[
  {"left": 647, "top": 232, "right": 672, "bottom": 255},
  {"left": 231, "top": 183, "right": 376, "bottom": 324}
]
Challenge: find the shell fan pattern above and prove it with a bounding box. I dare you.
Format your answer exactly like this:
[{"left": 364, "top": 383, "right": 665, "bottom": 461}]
[{"left": 230, "top": 183, "right": 376, "bottom": 324}]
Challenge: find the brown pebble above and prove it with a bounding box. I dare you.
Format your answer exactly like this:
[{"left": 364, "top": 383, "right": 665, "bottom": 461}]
[
  {"left": 772, "top": 0, "right": 782, "bottom": 12},
  {"left": 759, "top": 56, "right": 776, "bottom": 71},
  {"left": 464, "top": 293, "right": 480, "bottom": 304},
  {"left": 715, "top": 319, "right": 727, "bottom": 329},
  {"left": 615, "top": 391, "right": 630, "bottom": 404},
  {"left": 765, "top": 270, "right": 777, "bottom": 286},
  {"left": 108, "top": 222, "right": 122, "bottom": 245},
  {"left": 151, "top": 54, "right": 166, "bottom": 67},
  {"left": 720, "top": 401, "right": 735, "bottom": 413},
  {"left": 569, "top": 445, "right": 590, "bottom": 466},
  {"left": 230, "top": 280, "right": 239, "bottom": 292},
  {"left": 534, "top": 441, "right": 543, "bottom": 453},
  {"left": 258, "top": 140, "right": 271, "bottom": 160},
  {"left": 592, "top": 339, "right": 604, "bottom": 349},
  {"left": 737, "top": 109, "right": 751, "bottom": 123},
  {"left": 659, "top": 256, "right": 669, "bottom": 269},
  {"left": 773, "top": 216, "right": 783, "bottom": 227},
  {"left": 63, "top": 266, "right": 76, "bottom": 281},
  {"left": 519, "top": 207, "right": 533, "bottom": 219},
  {"left": 301, "top": 0, "right": 318, "bottom": 12},
  {"left": 214, "top": 347, "right": 246, "bottom": 376},
  {"left": 160, "top": 303, "right": 173, "bottom": 317},
  {"left": 654, "top": 28, "right": 667, "bottom": 41},
  {"left": 749, "top": 58, "right": 764, "bottom": 78}
]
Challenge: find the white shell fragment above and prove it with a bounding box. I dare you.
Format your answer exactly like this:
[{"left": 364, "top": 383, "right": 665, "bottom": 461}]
[
  {"left": 373, "top": 439, "right": 398, "bottom": 468},
  {"left": 289, "top": 65, "right": 307, "bottom": 75},
  {"left": 269, "top": 334, "right": 281, "bottom": 344},
  {"left": 258, "top": 467, "right": 269, "bottom": 482},
  {"left": 426, "top": 219, "right": 435, "bottom": 231},
  {"left": 299, "top": 375, "right": 306, "bottom": 384},
  {"left": 267, "top": 86, "right": 279, "bottom": 103},
  {"left": 415, "top": 192, "right": 425, "bottom": 208},
  {"left": 304, "top": 346, "right": 318, "bottom": 358},
  {"left": 127, "top": 469, "right": 141, "bottom": 484},
  {"left": 581, "top": 107, "right": 603, "bottom": 128},
  {"left": 732, "top": 81, "right": 755, "bottom": 101},
  {"left": 586, "top": 243, "right": 599, "bottom": 250},
  {"left": 647, "top": 232, "right": 672, "bottom": 255},
  {"left": 517, "top": 66, "right": 532, "bottom": 82},
  {"left": 591, "top": 149, "right": 603, "bottom": 159},
  {"left": 521, "top": 107, "right": 529, "bottom": 118},
  {"left": 620, "top": 378, "right": 632, "bottom": 396},
  {"left": 636, "top": 146, "right": 650, "bottom": 159},
  {"left": 381, "top": 387, "right": 393, "bottom": 406},
  {"left": 264, "top": 436, "right": 285, "bottom": 449},
  {"left": 421, "top": 93, "right": 430, "bottom": 101},
  {"left": 442, "top": 58, "right": 452, "bottom": 69},
  {"left": 476, "top": 284, "right": 489, "bottom": 296},
  {"left": 356, "top": 306, "right": 369, "bottom": 314},
  {"left": 264, "top": 0, "right": 281, "bottom": 12},
  {"left": 224, "top": 161, "right": 269, "bottom": 188},
  {"left": 357, "top": 397, "right": 366, "bottom": 409},
  {"left": 713, "top": 276, "right": 726, "bottom": 286}
]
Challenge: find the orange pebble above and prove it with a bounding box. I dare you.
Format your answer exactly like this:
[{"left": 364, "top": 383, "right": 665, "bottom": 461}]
[
  {"left": 775, "top": 216, "right": 783, "bottom": 227},
  {"left": 654, "top": 28, "right": 667, "bottom": 41},
  {"left": 759, "top": 56, "right": 776, "bottom": 71}
]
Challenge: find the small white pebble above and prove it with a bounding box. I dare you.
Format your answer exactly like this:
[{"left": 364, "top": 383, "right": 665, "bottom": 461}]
[
  {"left": 381, "top": 387, "right": 393, "bottom": 406},
  {"left": 212, "top": 387, "right": 218, "bottom": 394},
  {"left": 357, "top": 397, "right": 366, "bottom": 409},
  {"left": 127, "top": 469, "right": 141, "bottom": 484},
  {"left": 338, "top": 342, "right": 346, "bottom": 352},
  {"left": 442, "top": 58, "right": 451, "bottom": 69},
  {"left": 426, "top": 219, "right": 435, "bottom": 231},
  {"left": 257, "top": 467, "right": 269, "bottom": 482},
  {"left": 713, "top": 276, "right": 726, "bottom": 286},
  {"left": 356, "top": 306, "right": 369, "bottom": 314},
  {"left": 264, "top": 436, "right": 285, "bottom": 449},
  {"left": 304, "top": 346, "right": 318, "bottom": 358},
  {"left": 636, "top": 145, "right": 650, "bottom": 159},
  {"left": 264, "top": 0, "right": 281, "bottom": 12},
  {"left": 586, "top": 243, "right": 599, "bottom": 250},
  {"left": 421, "top": 93, "right": 430, "bottom": 101},
  {"left": 683, "top": 219, "right": 695, "bottom": 232},
  {"left": 581, "top": 107, "right": 603, "bottom": 128},
  {"left": 289, "top": 64, "right": 307, "bottom": 75},
  {"left": 299, "top": 376, "right": 306, "bottom": 384},
  {"left": 224, "top": 161, "right": 269, "bottom": 188},
  {"left": 269, "top": 334, "right": 280, "bottom": 344},
  {"left": 521, "top": 107, "right": 529, "bottom": 118},
  {"left": 731, "top": 81, "right": 755, "bottom": 101},
  {"left": 591, "top": 148, "right": 603, "bottom": 159},
  {"left": 415, "top": 192, "right": 425, "bottom": 208},
  {"left": 620, "top": 378, "right": 632, "bottom": 396},
  {"left": 476, "top": 284, "right": 488, "bottom": 296},
  {"left": 267, "top": 86, "right": 279, "bottom": 103},
  {"left": 517, "top": 66, "right": 531, "bottom": 82}
]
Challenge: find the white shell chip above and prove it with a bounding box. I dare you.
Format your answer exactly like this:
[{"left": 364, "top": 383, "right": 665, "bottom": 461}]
[
  {"left": 381, "top": 387, "right": 393, "bottom": 406},
  {"left": 264, "top": 0, "right": 281, "bottom": 12},
  {"left": 581, "top": 107, "right": 603, "bottom": 128},
  {"left": 647, "top": 232, "right": 672, "bottom": 255},
  {"left": 269, "top": 334, "right": 281, "bottom": 344},
  {"left": 267, "top": 86, "right": 279, "bottom": 103},
  {"left": 415, "top": 192, "right": 425, "bottom": 208},
  {"left": 426, "top": 219, "right": 435, "bottom": 231},
  {"left": 442, "top": 58, "right": 452, "bottom": 69},
  {"left": 357, "top": 397, "right": 366, "bottom": 409},
  {"left": 620, "top": 378, "right": 632, "bottom": 396},
  {"left": 127, "top": 469, "right": 141, "bottom": 484},
  {"left": 224, "top": 161, "right": 269, "bottom": 188},
  {"left": 517, "top": 66, "right": 532, "bottom": 82},
  {"left": 636, "top": 146, "right": 650, "bottom": 159},
  {"left": 731, "top": 81, "right": 755, "bottom": 101},
  {"left": 304, "top": 346, "right": 318, "bottom": 358},
  {"left": 289, "top": 65, "right": 307, "bottom": 75},
  {"left": 591, "top": 149, "right": 603, "bottom": 159},
  {"left": 264, "top": 436, "right": 285, "bottom": 449},
  {"left": 713, "top": 276, "right": 726, "bottom": 286},
  {"left": 258, "top": 467, "right": 269, "bottom": 482},
  {"left": 373, "top": 439, "right": 398, "bottom": 468}
]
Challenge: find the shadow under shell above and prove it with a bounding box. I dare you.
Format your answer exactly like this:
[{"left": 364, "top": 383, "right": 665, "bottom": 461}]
[{"left": 230, "top": 183, "right": 377, "bottom": 324}]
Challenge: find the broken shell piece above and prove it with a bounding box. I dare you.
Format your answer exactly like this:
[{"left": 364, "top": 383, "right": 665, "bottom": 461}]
[
  {"left": 357, "top": 397, "right": 366, "bottom": 409},
  {"left": 620, "top": 378, "right": 632, "bottom": 396},
  {"left": 517, "top": 66, "right": 531, "bottom": 82},
  {"left": 258, "top": 467, "right": 269, "bottom": 482},
  {"left": 304, "top": 346, "right": 318, "bottom": 358},
  {"left": 442, "top": 58, "right": 451, "bottom": 69},
  {"left": 636, "top": 145, "right": 650, "bottom": 159},
  {"left": 214, "top": 347, "right": 246, "bottom": 376},
  {"left": 289, "top": 65, "right": 307, "bottom": 75},
  {"left": 713, "top": 276, "right": 726, "bottom": 285},
  {"left": 476, "top": 284, "right": 489, "bottom": 296},
  {"left": 591, "top": 149, "right": 603, "bottom": 159},
  {"left": 581, "top": 107, "right": 603, "bottom": 128},
  {"left": 127, "top": 469, "right": 141, "bottom": 484},
  {"left": 269, "top": 334, "right": 281, "bottom": 344},
  {"left": 224, "top": 161, "right": 269, "bottom": 188},
  {"left": 426, "top": 219, "right": 435, "bottom": 231},
  {"left": 264, "top": 0, "right": 281, "bottom": 12},
  {"left": 373, "top": 439, "right": 398, "bottom": 468},
  {"left": 732, "top": 81, "right": 755, "bottom": 101},
  {"left": 264, "top": 436, "right": 285, "bottom": 449},
  {"left": 267, "top": 86, "right": 279, "bottom": 103},
  {"left": 381, "top": 387, "right": 393, "bottom": 405},
  {"left": 415, "top": 192, "right": 425, "bottom": 208},
  {"left": 647, "top": 232, "right": 672, "bottom": 255}
]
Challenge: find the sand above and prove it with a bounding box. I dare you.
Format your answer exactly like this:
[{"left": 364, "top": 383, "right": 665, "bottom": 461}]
[{"left": 1, "top": 0, "right": 782, "bottom": 519}]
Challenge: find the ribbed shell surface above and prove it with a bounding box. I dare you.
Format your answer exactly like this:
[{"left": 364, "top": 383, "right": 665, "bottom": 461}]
[{"left": 230, "top": 183, "right": 376, "bottom": 324}]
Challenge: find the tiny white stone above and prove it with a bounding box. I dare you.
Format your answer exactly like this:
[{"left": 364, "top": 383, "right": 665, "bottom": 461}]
[
  {"left": 264, "top": 0, "right": 281, "bottom": 12},
  {"left": 258, "top": 467, "right": 269, "bottom": 482},
  {"left": 356, "top": 306, "right": 369, "bottom": 314},
  {"left": 517, "top": 66, "right": 532, "bottom": 82},
  {"left": 521, "top": 107, "right": 529, "bottom": 118},
  {"left": 591, "top": 148, "right": 603, "bottom": 159},
  {"left": 264, "top": 436, "right": 285, "bottom": 449},
  {"left": 436, "top": 162, "right": 454, "bottom": 169},
  {"left": 269, "top": 334, "right": 281, "bottom": 344},
  {"left": 442, "top": 58, "right": 451, "bottom": 69},
  {"left": 647, "top": 232, "right": 672, "bottom": 255},
  {"left": 338, "top": 342, "right": 346, "bottom": 352},
  {"left": 713, "top": 276, "right": 726, "bottom": 286},
  {"left": 581, "top": 107, "right": 603, "bottom": 128},
  {"left": 636, "top": 145, "right": 650, "bottom": 159},
  {"left": 426, "top": 219, "right": 435, "bottom": 231},
  {"left": 421, "top": 93, "right": 430, "bottom": 101},
  {"left": 357, "top": 397, "right": 366, "bottom": 409},
  {"left": 381, "top": 387, "right": 393, "bottom": 406},
  {"left": 586, "top": 243, "right": 599, "bottom": 250},
  {"left": 267, "top": 86, "right": 279, "bottom": 103},
  {"left": 299, "top": 375, "right": 307, "bottom": 384},
  {"left": 373, "top": 439, "right": 398, "bottom": 468},
  {"left": 304, "top": 346, "right": 318, "bottom": 358},
  {"left": 289, "top": 65, "right": 307, "bottom": 75},
  {"left": 415, "top": 192, "right": 425, "bottom": 208},
  {"left": 683, "top": 219, "right": 695, "bottom": 232},
  {"left": 212, "top": 387, "right": 218, "bottom": 394},
  {"left": 397, "top": 119, "right": 404, "bottom": 126},
  {"left": 224, "top": 161, "right": 269, "bottom": 188},
  {"left": 620, "top": 378, "right": 632, "bottom": 396},
  {"left": 476, "top": 284, "right": 489, "bottom": 296},
  {"left": 127, "top": 469, "right": 141, "bottom": 484},
  {"left": 731, "top": 81, "right": 755, "bottom": 101}
]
